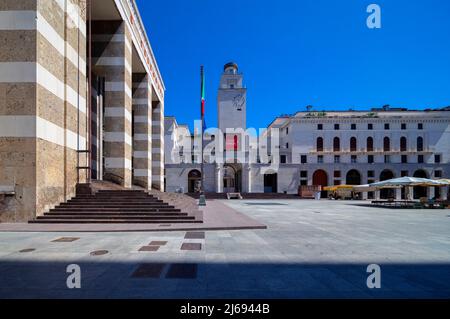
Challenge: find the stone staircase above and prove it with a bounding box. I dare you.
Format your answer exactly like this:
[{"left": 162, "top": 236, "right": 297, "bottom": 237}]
[{"left": 30, "top": 189, "right": 203, "bottom": 224}]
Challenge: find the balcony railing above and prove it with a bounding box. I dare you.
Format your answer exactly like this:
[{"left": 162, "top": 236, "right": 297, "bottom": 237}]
[{"left": 309, "top": 148, "right": 433, "bottom": 155}]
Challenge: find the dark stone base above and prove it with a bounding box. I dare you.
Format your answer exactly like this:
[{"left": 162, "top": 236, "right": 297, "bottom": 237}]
[{"left": 76, "top": 183, "right": 94, "bottom": 196}]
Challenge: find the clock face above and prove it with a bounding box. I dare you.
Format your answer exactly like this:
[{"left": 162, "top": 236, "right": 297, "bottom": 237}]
[{"left": 232, "top": 94, "right": 245, "bottom": 110}]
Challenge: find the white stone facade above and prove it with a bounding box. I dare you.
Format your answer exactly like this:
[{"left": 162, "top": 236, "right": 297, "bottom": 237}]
[{"left": 164, "top": 63, "right": 450, "bottom": 200}]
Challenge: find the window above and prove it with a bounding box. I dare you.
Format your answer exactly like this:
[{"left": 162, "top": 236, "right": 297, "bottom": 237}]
[
  {"left": 301, "top": 155, "right": 308, "bottom": 164},
  {"left": 318, "top": 124, "right": 323, "bottom": 130},
  {"left": 286, "top": 143, "right": 289, "bottom": 149},
  {"left": 417, "top": 137, "right": 424, "bottom": 152},
  {"left": 435, "top": 154, "right": 441, "bottom": 164},
  {"left": 418, "top": 123, "right": 423, "bottom": 130},
  {"left": 334, "top": 171, "right": 341, "bottom": 178},
  {"left": 286, "top": 127, "right": 289, "bottom": 135},
  {"left": 334, "top": 180, "right": 341, "bottom": 186},
  {"left": 418, "top": 155, "right": 424, "bottom": 164},
  {"left": 333, "top": 137, "right": 341, "bottom": 152},
  {"left": 384, "top": 137, "right": 391, "bottom": 152},
  {"left": 318, "top": 155, "right": 324, "bottom": 164},
  {"left": 300, "top": 171, "right": 308, "bottom": 178},
  {"left": 368, "top": 171, "right": 375, "bottom": 178},
  {"left": 317, "top": 137, "right": 324, "bottom": 152},
  {"left": 334, "top": 124, "right": 340, "bottom": 130},
  {"left": 367, "top": 137, "right": 374, "bottom": 152},
  {"left": 385, "top": 155, "right": 391, "bottom": 163},
  {"left": 368, "top": 155, "right": 374, "bottom": 164},
  {"left": 385, "top": 123, "right": 390, "bottom": 130},
  {"left": 401, "top": 171, "right": 409, "bottom": 177},
  {"left": 350, "top": 137, "right": 357, "bottom": 152},
  {"left": 351, "top": 124, "right": 357, "bottom": 130},
  {"left": 280, "top": 155, "right": 287, "bottom": 164},
  {"left": 400, "top": 137, "right": 407, "bottom": 152},
  {"left": 300, "top": 180, "right": 308, "bottom": 186},
  {"left": 351, "top": 155, "right": 357, "bottom": 164},
  {"left": 334, "top": 155, "right": 341, "bottom": 163},
  {"left": 401, "top": 123, "right": 407, "bottom": 130},
  {"left": 401, "top": 155, "right": 408, "bottom": 164},
  {"left": 368, "top": 123, "right": 374, "bottom": 130},
  {"left": 435, "top": 170, "right": 443, "bottom": 178}
]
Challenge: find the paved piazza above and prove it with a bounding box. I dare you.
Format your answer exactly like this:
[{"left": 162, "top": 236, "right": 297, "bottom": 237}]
[{"left": 0, "top": 200, "right": 450, "bottom": 299}]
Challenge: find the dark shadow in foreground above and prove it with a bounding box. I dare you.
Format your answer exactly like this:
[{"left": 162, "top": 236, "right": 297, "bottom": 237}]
[{"left": 0, "top": 260, "right": 449, "bottom": 299}]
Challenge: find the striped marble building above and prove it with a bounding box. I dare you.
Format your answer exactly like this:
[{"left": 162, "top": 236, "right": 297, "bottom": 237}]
[{"left": 0, "top": 0, "right": 165, "bottom": 222}]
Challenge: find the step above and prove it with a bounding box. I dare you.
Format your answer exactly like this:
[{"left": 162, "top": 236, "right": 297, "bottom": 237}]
[
  {"left": 50, "top": 207, "right": 180, "bottom": 212},
  {"left": 68, "top": 199, "right": 163, "bottom": 203},
  {"left": 44, "top": 212, "right": 188, "bottom": 217},
  {"left": 30, "top": 219, "right": 203, "bottom": 224},
  {"left": 37, "top": 215, "right": 195, "bottom": 220},
  {"left": 59, "top": 204, "right": 172, "bottom": 208}
]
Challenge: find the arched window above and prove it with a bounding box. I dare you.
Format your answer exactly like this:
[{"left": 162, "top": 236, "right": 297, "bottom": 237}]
[
  {"left": 417, "top": 137, "right": 424, "bottom": 152},
  {"left": 384, "top": 137, "right": 391, "bottom": 152},
  {"left": 367, "top": 137, "right": 374, "bottom": 152},
  {"left": 317, "top": 137, "right": 324, "bottom": 152},
  {"left": 333, "top": 137, "right": 340, "bottom": 152},
  {"left": 350, "top": 137, "right": 357, "bottom": 152},
  {"left": 400, "top": 137, "right": 407, "bottom": 152}
]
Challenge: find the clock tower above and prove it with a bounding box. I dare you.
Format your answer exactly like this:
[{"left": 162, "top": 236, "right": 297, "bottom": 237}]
[{"left": 218, "top": 62, "right": 247, "bottom": 132}]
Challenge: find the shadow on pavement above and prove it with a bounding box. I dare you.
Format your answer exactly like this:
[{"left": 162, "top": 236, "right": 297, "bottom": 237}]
[{"left": 0, "top": 260, "right": 449, "bottom": 299}]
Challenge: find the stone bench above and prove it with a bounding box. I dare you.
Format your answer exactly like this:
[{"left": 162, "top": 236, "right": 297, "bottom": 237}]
[{"left": 227, "top": 193, "right": 243, "bottom": 200}]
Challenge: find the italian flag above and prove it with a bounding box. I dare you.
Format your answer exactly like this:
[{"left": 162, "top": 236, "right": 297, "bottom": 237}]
[{"left": 201, "top": 66, "right": 206, "bottom": 118}]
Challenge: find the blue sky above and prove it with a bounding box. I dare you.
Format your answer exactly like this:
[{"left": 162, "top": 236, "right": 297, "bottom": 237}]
[{"left": 137, "top": 0, "right": 450, "bottom": 130}]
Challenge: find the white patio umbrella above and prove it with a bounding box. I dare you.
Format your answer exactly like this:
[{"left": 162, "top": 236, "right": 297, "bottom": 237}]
[
  {"left": 353, "top": 184, "right": 402, "bottom": 193},
  {"left": 370, "top": 177, "right": 447, "bottom": 201},
  {"left": 370, "top": 177, "right": 445, "bottom": 188}
]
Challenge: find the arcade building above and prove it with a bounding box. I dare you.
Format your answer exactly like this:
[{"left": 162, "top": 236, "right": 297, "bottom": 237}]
[
  {"left": 165, "top": 63, "right": 450, "bottom": 201},
  {"left": 0, "top": 0, "right": 165, "bottom": 222}
]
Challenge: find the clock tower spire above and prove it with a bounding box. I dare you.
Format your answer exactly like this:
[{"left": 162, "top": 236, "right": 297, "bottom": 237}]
[{"left": 218, "top": 62, "right": 247, "bottom": 132}]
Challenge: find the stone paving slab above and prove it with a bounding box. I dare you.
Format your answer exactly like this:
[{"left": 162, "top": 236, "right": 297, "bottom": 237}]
[{"left": 0, "top": 200, "right": 449, "bottom": 298}]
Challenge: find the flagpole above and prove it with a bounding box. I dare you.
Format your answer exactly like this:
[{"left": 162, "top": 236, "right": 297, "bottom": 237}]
[{"left": 200, "top": 66, "right": 205, "bottom": 195}]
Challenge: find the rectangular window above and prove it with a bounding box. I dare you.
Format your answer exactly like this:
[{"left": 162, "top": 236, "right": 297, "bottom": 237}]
[
  {"left": 385, "top": 155, "right": 391, "bottom": 163},
  {"left": 334, "top": 171, "right": 341, "bottom": 178},
  {"left": 318, "top": 124, "right": 323, "bottom": 130},
  {"left": 300, "top": 180, "right": 308, "bottom": 186},
  {"left": 368, "top": 171, "right": 375, "bottom": 178},
  {"left": 286, "top": 127, "right": 289, "bottom": 135},
  {"left": 300, "top": 171, "right": 308, "bottom": 178},
  {"left": 351, "top": 155, "right": 357, "bottom": 164},
  {"left": 351, "top": 124, "right": 357, "bottom": 130},
  {"left": 280, "top": 155, "right": 287, "bottom": 164},
  {"left": 368, "top": 155, "right": 374, "bottom": 164},
  {"left": 334, "top": 156, "right": 340, "bottom": 164},
  {"left": 368, "top": 179, "right": 375, "bottom": 199},
  {"left": 418, "top": 155, "right": 424, "bottom": 164},
  {"left": 385, "top": 123, "right": 390, "bottom": 130},
  {"left": 418, "top": 123, "right": 424, "bottom": 130},
  {"left": 286, "top": 143, "right": 289, "bottom": 149},
  {"left": 435, "top": 170, "right": 442, "bottom": 178},
  {"left": 401, "top": 171, "right": 409, "bottom": 177},
  {"left": 401, "top": 123, "right": 407, "bottom": 130},
  {"left": 435, "top": 155, "right": 441, "bottom": 164},
  {"left": 318, "top": 155, "right": 324, "bottom": 164},
  {"left": 334, "top": 180, "right": 341, "bottom": 186},
  {"left": 401, "top": 155, "right": 408, "bottom": 164},
  {"left": 301, "top": 155, "right": 307, "bottom": 164},
  {"left": 368, "top": 123, "right": 374, "bottom": 130},
  {"left": 334, "top": 124, "right": 340, "bottom": 130}
]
